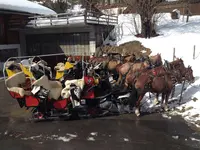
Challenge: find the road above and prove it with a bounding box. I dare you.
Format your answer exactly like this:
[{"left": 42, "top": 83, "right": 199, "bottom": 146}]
[{"left": 0, "top": 79, "right": 200, "bottom": 150}]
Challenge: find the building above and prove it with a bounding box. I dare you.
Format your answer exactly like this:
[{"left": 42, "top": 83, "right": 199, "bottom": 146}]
[
  {"left": 157, "top": 0, "right": 200, "bottom": 16},
  {"left": 19, "top": 5, "right": 117, "bottom": 58},
  {"left": 0, "top": 0, "right": 56, "bottom": 77},
  {"left": 0, "top": 0, "right": 118, "bottom": 77}
]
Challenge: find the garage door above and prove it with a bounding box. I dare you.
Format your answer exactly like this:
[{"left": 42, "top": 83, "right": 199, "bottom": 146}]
[{"left": 26, "top": 32, "right": 90, "bottom": 56}]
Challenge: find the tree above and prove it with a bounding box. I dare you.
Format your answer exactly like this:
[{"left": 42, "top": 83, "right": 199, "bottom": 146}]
[
  {"left": 123, "top": 0, "right": 162, "bottom": 38},
  {"left": 31, "top": 0, "right": 71, "bottom": 13}
]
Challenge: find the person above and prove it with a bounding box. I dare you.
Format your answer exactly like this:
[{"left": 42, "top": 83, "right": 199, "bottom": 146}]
[{"left": 143, "top": 17, "right": 151, "bottom": 39}]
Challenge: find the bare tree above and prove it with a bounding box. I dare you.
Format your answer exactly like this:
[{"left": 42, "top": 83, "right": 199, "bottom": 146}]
[
  {"left": 184, "top": 0, "right": 193, "bottom": 22},
  {"left": 31, "top": 0, "right": 71, "bottom": 13},
  {"left": 123, "top": 0, "right": 163, "bottom": 37}
]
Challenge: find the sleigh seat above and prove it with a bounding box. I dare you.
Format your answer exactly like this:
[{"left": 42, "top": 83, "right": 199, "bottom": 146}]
[
  {"left": 32, "top": 75, "right": 62, "bottom": 100},
  {"left": 61, "top": 77, "right": 85, "bottom": 99},
  {"left": 5, "top": 71, "right": 32, "bottom": 98}
]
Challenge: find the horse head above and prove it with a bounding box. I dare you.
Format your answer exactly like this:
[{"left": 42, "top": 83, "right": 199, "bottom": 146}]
[
  {"left": 185, "top": 65, "right": 195, "bottom": 83},
  {"left": 143, "top": 59, "right": 151, "bottom": 68},
  {"left": 150, "top": 53, "right": 162, "bottom": 66},
  {"left": 155, "top": 53, "right": 163, "bottom": 66},
  {"left": 171, "top": 58, "right": 186, "bottom": 72}
]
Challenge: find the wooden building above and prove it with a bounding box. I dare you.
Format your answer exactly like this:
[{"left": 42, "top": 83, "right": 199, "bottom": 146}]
[
  {"left": 0, "top": 0, "right": 56, "bottom": 77},
  {"left": 19, "top": 11, "right": 117, "bottom": 57}
]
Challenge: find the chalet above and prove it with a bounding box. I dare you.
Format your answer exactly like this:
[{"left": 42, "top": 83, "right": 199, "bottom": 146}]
[
  {"left": 0, "top": 0, "right": 118, "bottom": 77},
  {"left": 19, "top": 4, "right": 117, "bottom": 58},
  {"left": 0, "top": 0, "right": 56, "bottom": 76}
]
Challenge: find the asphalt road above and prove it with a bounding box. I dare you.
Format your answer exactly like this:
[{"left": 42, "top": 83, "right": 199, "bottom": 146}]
[{"left": 0, "top": 79, "right": 200, "bottom": 150}]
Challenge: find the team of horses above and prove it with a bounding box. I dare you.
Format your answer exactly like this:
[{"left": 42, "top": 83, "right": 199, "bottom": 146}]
[{"left": 86, "top": 52, "right": 194, "bottom": 116}]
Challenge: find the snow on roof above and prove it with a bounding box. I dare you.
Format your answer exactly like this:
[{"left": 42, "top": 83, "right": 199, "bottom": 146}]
[{"left": 0, "top": 0, "right": 56, "bottom": 15}]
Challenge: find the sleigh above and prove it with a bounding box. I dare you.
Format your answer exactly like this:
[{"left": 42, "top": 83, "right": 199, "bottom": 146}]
[{"left": 3, "top": 55, "right": 131, "bottom": 121}]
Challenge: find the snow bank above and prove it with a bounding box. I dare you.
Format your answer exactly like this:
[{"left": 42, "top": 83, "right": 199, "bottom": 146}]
[
  {"left": 0, "top": 0, "right": 56, "bottom": 15},
  {"left": 105, "top": 13, "right": 200, "bottom": 127},
  {"left": 66, "top": 4, "right": 85, "bottom": 16}
]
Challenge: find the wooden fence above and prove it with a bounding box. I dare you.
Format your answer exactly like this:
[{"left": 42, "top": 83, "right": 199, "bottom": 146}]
[{"left": 25, "top": 11, "right": 118, "bottom": 28}]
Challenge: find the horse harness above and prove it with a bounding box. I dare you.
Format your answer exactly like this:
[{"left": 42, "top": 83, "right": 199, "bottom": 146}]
[
  {"left": 144, "top": 68, "right": 169, "bottom": 90},
  {"left": 120, "top": 63, "right": 135, "bottom": 86}
]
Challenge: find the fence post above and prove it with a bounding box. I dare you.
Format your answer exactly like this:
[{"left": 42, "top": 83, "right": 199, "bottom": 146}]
[
  {"left": 84, "top": 11, "right": 87, "bottom": 24},
  {"left": 193, "top": 45, "right": 196, "bottom": 60},
  {"left": 173, "top": 48, "right": 176, "bottom": 61},
  {"left": 34, "top": 17, "right": 37, "bottom": 27},
  {"left": 50, "top": 17, "right": 52, "bottom": 26},
  {"left": 67, "top": 17, "right": 69, "bottom": 24}
]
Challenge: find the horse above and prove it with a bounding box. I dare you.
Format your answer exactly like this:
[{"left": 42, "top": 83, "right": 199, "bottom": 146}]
[
  {"left": 129, "top": 64, "right": 195, "bottom": 116},
  {"left": 149, "top": 53, "right": 163, "bottom": 67},
  {"left": 164, "top": 58, "right": 188, "bottom": 98},
  {"left": 165, "top": 58, "right": 186, "bottom": 80},
  {"left": 115, "top": 53, "right": 164, "bottom": 86},
  {"left": 184, "top": 66, "right": 195, "bottom": 83},
  {"left": 129, "top": 71, "right": 175, "bottom": 116}
]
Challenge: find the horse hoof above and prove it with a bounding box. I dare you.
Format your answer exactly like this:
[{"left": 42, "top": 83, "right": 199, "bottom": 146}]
[
  {"left": 164, "top": 106, "right": 169, "bottom": 112},
  {"left": 135, "top": 109, "right": 140, "bottom": 117},
  {"left": 153, "top": 98, "right": 159, "bottom": 105}
]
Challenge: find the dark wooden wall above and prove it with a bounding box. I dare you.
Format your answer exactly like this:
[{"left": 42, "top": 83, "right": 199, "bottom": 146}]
[
  {"left": 157, "top": 2, "right": 200, "bottom": 15},
  {"left": 26, "top": 32, "right": 90, "bottom": 56},
  {"left": 0, "top": 14, "right": 28, "bottom": 44}
]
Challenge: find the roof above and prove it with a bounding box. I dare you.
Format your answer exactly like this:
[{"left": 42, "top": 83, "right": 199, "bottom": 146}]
[{"left": 0, "top": 0, "right": 56, "bottom": 15}]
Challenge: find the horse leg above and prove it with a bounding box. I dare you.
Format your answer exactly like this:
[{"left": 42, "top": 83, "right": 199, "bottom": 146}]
[
  {"left": 128, "top": 85, "right": 138, "bottom": 113},
  {"left": 164, "top": 92, "right": 170, "bottom": 112},
  {"left": 171, "top": 86, "right": 175, "bottom": 99},
  {"left": 161, "top": 93, "right": 165, "bottom": 109},
  {"left": 116, "top": 73, "right": 122, "bottom": 85},
  {"left": 149, "top": 92, "right": 151, "bottom": 99},
  {"left": 153, "top": 93, "right": 159, "bottom": 105},
  {"left": 135, "top": 93, "right": 145, "bottom": 117}
]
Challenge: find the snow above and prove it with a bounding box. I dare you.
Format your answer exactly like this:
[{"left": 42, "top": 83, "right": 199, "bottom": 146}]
[
  {"left": 172, "top": 136, "right": 179, "bottom": 140},
  {"left": 190, "top": 137, "right": 200, "bottom": 142},
  {"left": 21, "top": 133, "right": 77, "bottom": 142},
  {"left": 26, "top": 3, "right": 117, "bottom": 27},
  {"left": 123, "top": 138, "right": 129, "bottom": 142},
  {"left": 27, "top": 16, "right": 85, "bottom": 27},
  {"left": 104, "top": 13, "right": 200, "bottom": 127},
  {"left": 66, "top": 4, "right": 85, "bottom": 16},
  {"left": 27, "top": 14, "right": 117, "bottom": 27},
  {"left": 0, "top": 0, "right": 56, "bottom": 15},
  {"left": 87, "top": 137, "right": 95, "bottom": 141},
  {"left": 90, "top": 132, "right": 98, "bottom": 136}
]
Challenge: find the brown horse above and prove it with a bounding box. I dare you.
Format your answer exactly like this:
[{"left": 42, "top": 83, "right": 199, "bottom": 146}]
[
  {"left": 184, "top": 66, "right": 195, "bottom": 83},
  {"left": 164, "top": 58, "right": 188, "bottom": 98},
  {"left": 149, "top": 53, "right": 163, "bottom": 66},
  {"left": 166, "top": 58, "right": 186, "bottom": 80},
  {"left": 115, "top": 61, "right": 150, "bottom": 86},
  {"left": 129, "top": 64, "right": 195, "bottom": 116},
  {"left": 129, "top": 71, "right": 175, "bottom": 116},
  {"left": 116, "top": 53, "right": 163, "bottom": 86}
]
